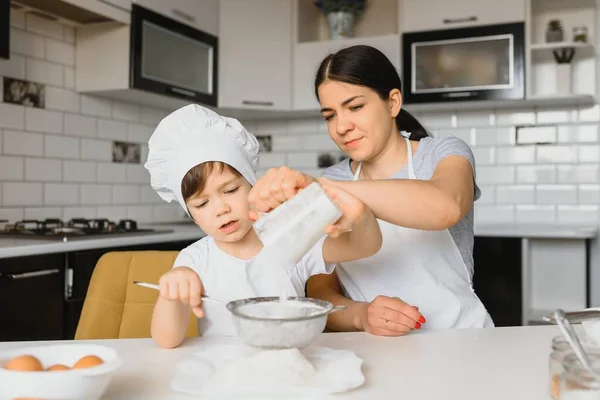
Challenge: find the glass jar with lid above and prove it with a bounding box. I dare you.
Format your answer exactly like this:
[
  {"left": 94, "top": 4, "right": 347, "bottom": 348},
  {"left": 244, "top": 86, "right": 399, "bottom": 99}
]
[
  {"left": 551, "top": 336, "right": 574, "bottom": 399},
  {"left": 560, "top": 352, "right": 600, "bottom": 399}
]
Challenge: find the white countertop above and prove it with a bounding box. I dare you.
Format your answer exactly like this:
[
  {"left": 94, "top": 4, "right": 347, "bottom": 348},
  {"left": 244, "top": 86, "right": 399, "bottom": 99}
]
[
  {"left": 0, "top": 326, "right": 564, "bottom": 399},
  {"left": 0, "top": 222, "right": 595, "bottom": 260},
  {"left": 0, "top": 223, "right": 206, "bottom": 259}
]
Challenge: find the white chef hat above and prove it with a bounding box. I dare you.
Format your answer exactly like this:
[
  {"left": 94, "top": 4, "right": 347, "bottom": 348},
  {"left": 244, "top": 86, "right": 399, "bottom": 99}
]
[{"left": 144, "top": 104, "right": 259, "bottom": 215}]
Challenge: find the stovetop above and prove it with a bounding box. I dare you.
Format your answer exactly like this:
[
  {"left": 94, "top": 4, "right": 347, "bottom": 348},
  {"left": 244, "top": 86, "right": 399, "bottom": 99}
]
[{"left": 0, "top": 218, "right": 172, "bottom": 242}]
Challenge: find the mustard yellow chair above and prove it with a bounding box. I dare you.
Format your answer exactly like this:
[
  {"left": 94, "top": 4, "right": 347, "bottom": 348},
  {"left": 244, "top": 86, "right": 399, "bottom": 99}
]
[{"left": 75, "top": 251, "right": 198, "bottom": 340}]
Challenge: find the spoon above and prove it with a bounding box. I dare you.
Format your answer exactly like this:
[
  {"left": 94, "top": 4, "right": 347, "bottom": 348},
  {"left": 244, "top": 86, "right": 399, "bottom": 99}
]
[
  {"left": 543, "top": 309, "right": 600, "bottom": 324},
  {"left": 133, "top": 281, "right": 226, "bottom": 305},
  {"left": 554, "top": 309, "right": 600, "bottom": 380}
]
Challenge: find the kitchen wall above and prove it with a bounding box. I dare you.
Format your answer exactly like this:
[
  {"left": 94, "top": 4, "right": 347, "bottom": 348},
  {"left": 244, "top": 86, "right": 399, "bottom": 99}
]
[{"left": 1, "top": 8, "right": 599, "bottom": 226}]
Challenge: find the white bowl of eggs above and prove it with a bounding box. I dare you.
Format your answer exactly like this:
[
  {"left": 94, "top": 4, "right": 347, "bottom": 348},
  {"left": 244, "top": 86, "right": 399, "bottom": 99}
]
[{"left": 0, "top": 343, "right": 123, "bottom": 400}]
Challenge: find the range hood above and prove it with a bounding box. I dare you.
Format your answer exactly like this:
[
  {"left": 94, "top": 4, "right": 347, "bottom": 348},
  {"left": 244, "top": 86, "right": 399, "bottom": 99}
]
[{"left": 10, "top": 0, "right": 129, "bottom": 26}]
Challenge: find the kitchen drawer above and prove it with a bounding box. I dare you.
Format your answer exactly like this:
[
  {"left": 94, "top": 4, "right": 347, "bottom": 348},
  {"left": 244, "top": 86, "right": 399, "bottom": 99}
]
[{"left": 402, "top": 0, "right": 526, "bottom": 32}]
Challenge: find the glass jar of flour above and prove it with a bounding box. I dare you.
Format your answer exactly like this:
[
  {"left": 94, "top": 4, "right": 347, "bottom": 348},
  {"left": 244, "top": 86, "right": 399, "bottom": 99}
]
[
  {"left": 560, "top": 352, "right": 600, "bottom": 399},
  {"left": 551, "top": 336, "right": 574, "bottom": 400}
]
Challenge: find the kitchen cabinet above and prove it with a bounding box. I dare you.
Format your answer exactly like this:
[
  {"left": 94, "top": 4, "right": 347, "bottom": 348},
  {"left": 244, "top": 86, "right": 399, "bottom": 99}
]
[
  {"left": 218, "top": 0, "right": 293, "bottom": 111},
  {"left": 401, "top": 0, "right": 526, "bottom": 33},
  {"left": 132, "top": 0, "right": 219, "bottom": 36},
  {"left": 101, "top": 0, "right": 132, "bottom": 11},
  {"left": 293, "top": 35, "right": 400, "bottom": 111}
]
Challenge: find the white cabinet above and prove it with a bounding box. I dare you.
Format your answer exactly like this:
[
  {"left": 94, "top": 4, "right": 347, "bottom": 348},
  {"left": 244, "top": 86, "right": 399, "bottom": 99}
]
[
  {"left": 293, "top": 35, "right": 401, "bottom": 111},
  {"left": 402, "top": 0, "right": 526, "bottom": 32},
  {"left": 218, "top": 0, "right": 293, "bottom": 111},
  {"left": 132, "top": 0, "right": 219, "bottom": 36},
  {"left": 100, "top": 0, "right": 132, "bottom": 11}
]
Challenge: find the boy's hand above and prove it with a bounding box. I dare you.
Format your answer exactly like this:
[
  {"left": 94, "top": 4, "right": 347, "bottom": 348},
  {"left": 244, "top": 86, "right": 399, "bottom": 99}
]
[
  {"left": 159, "top": 266, "right": 205, "bottom": 318},
  {"left": 319, "top": 177, "right": 368, "bottom": 238}
]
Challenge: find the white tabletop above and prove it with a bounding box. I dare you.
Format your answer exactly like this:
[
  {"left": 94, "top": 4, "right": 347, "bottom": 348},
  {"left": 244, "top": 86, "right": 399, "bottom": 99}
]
[{"left": 0, "top": 325, "right": 563, "bottom": 399}]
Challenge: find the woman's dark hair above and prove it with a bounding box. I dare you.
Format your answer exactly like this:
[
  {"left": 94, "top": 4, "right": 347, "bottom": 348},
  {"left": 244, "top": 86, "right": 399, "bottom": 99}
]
[{"left": 314, "top": 45, "right": 430, "bottom": 141}]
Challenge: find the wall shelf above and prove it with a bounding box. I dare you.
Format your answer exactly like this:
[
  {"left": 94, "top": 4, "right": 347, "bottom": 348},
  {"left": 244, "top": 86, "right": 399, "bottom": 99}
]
[{"left": 530, "top": 41, "right": 594, "bottom": 51}]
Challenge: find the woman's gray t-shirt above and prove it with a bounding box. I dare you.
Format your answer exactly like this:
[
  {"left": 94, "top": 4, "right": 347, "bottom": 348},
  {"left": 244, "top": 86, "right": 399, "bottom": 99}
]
[{"left": 321, "top": 135, "right": 481, "bottom": 277}]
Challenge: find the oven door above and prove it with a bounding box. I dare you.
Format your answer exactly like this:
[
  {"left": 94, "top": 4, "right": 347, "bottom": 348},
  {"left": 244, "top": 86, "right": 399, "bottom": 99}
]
[
  {"left": 402, "top": 22, "right": 525, "bottom": 104},
  {"left": 130, "top": 4, "right": 218, "bottom": 106}
]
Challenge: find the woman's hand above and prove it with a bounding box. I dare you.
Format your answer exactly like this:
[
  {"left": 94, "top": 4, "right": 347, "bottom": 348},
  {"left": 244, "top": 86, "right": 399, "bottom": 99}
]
[
  {"left": 356, "top": 295, "right": 426, "bottom": 336},
  {"left": 319, "top": 177, "right": 367, "bottom": 238},
  {"left": 159, "top": 266, "right": 205, "bottom": 318},
  {"left": 248, "top": 167, "right": 316, "bottom": 221}
]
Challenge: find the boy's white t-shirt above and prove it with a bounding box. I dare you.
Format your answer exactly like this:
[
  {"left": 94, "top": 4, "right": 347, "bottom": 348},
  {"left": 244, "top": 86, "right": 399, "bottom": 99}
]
[{"left": 173, "top": 235, "right": 334, "bottom": 337}]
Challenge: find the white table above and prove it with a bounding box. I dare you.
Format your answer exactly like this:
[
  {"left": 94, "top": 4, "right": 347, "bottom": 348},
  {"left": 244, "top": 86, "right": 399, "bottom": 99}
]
[{"left": 0, "top": 326, "right": 562, "bottom": 399}]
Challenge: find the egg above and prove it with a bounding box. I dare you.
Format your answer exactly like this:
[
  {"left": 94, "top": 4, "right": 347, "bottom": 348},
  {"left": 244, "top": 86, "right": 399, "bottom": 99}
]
[
  {"left": 46, "top": 364, "right": 70, "bottom": 371},
  {"left": 72, "top": 355, "right": 104, "bottom": 369},
  {"left": 3, "top": 355, "right": 43, "bottom": 372}
]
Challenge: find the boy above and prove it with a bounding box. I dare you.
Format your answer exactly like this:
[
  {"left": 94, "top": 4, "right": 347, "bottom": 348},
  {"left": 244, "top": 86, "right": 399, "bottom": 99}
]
[{"left": 145, "top": 104, "right": 382, "bottom": 349}]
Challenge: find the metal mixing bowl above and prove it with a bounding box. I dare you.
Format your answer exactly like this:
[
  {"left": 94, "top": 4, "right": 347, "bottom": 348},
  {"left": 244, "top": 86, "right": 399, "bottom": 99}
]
[{"left": 226, "top": 297, "right": 346, "bottom": 350}]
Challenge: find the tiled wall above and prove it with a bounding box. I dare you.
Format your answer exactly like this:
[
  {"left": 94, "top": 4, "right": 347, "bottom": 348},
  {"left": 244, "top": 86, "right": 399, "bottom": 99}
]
[
  {"left": 249, "top": 105, "right": 600, "bottom": 227},
  {"left": 0, "top": 10, "right": 184, "bottom": 224},
  {"left": 1, "top": 9, "right": 599, "bottom": 226}
]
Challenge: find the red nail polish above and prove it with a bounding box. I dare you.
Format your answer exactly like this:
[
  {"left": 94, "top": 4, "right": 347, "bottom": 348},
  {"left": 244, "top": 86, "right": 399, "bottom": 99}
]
[
  {"left": 419, "top": 316, "right": 426, "bottom": 324},
  {"left": 415, "top": 322, "right": 421, "bottom": 329}
]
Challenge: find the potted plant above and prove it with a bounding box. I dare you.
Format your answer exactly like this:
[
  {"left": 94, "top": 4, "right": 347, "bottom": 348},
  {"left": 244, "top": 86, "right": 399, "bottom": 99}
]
[{"left": 314, "top": 0, "right": 367, "bottom": 40}]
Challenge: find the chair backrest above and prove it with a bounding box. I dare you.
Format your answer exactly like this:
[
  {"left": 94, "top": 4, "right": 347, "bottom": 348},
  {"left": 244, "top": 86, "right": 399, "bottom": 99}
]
[{"left": 75, "top": 251, "right": 198, "bottom": 340}]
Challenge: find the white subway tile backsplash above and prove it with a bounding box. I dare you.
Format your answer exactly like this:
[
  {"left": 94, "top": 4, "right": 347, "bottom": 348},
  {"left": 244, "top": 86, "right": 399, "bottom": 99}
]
[
  {"left": 536, "top": 185, "right": 577, "bottom": 205},
  {"left": 287, "top": 119, "right": 318, "bottom": 134},
  {"left": 272, "top": 136, "right": 304, "bottom": 152},
  {"left": 256, "top": 119, "right": 288, "bottom": 135},
  {"left": 558, "top": 125, "right": 599, "bottom": 143},
  {"left": 302, "top": 134, "right": 338, "bottom": 151},
  {"left": 140, "top": 106, "right": 167, "bottom": 125},
  {"left": 496, "top": 146, "right": 535, "bottom": 164},
  {"left": 495, "top": 110, "right": 536, "bottom": 126},
  {"left": 0, "top": 156, "right": 24, "bottom": 180},
  {"left": 45, "top": 38, "right": 74, "bottom": 66},
  {"left": 62, "top": 207, "right": 96, "bottom": 220},
  {"left": 127, "top": 165, "right": 149, "bottom": 184},
  {"left": 45, "top": 135, "right": 79, "bottom": 158},
  {"left": 127, "top": 205, "right": 154, "bottom": 223},
  {"left": 81, "top": 95, "right": 112, "bottom": 118},
  {"left": 64, "top": 114, "right": 96, "bottom": 138},
  {"left": 140, "top": 186, "right": 163, "bottom": 204},
  {"left": 515, "top": 205, "right": 556, "bottom": 224},
  {"left": 579, "top": 105, "right": 600, "bottom": 122},
  {"left": 0, "top": 53, "right": 26, "bottom": 79},
  {"left": 80, "top": 139, "right": 112, "bottom": 161},
  {"left": 516, "top": 165, "right": 556, "bottom": 184},
  {"left": 457, "top": 112, "right": 494, "bottom": 128},
  {"left": 557, "top": 165, "right": 599, "bottom": 184},
  {"left": 98, "top": 119, "right": 127, "bottom": 140},
  {"left": 496, "top": 185, "right": 535, "bottom": 204},
  {"left": 578, "top": 145, "right": 600, "bottom": 163},
  {"left": 63, "top": 161, "right": 96, "bottom": 182},
  {"left": 113, "top": 185, "right": 140, "bottom": 204},
  {"left": 557, "top": 205, "right": 599, "bottom": 225},
  {"left": 25, "top": 158, "right": 62, "bottom": 181},
  {"left": 0, "top": 208, "right": 24, "bottom": 222},
  {"left": 287, "top": 152, "right": 318, "bottom": 168},
  {"left": 474, "top": 128, "right": 516, "bottom": 146},
  {"left": 96, "top": 206, "right": 127, "bottom": 222},
  {"left": 0, "top": 104, "right": 25, "bottom": 130},
  {"left": 10, "top": 9, "right": 25, "bottom": 29},
  {"left": 476, "top": 166, "right": 515, "bottom": 184},
  {"left": 45, "top": 87, "right": 79, "bottom": 113},
  {"left": 536, "top": 146, "right": 577, "bottom": 163},
  {"left": 112, "top": 101, "right": 141, "bottom": 122},
  {"left": 3, "top": 183, "right": 42, "bottom": 206},
  {"left": 536, "top": 108, "right": 578, "bottom": 124},
  {"left": 63, "top": 26, "right": 75, "bottom": 44},
  {"left": 25, "top": 14, "right": 63, "bottom": 40},
  {"left": 24, "top": 207, "right": 62, "bottom": 220},
  {"left": 97, "top": 163, "right": 127, "bottom": 183},
  {"left": 26, "top": 58, "right": 62, "bottom": 86},
  {"left": 128, "top": 123, "right": 153, "bottom": 143},
  {"left": 579, "top": 185, "right": 600, "bottom": 205},
  {"left": 472, "top": 147, "right": 495, "bottom": 165},
  {"left": 420, "top": 112, "right": 456, "bottom": 129},
  {"left": 474, "top": 205, "right": 515, "bottom": 223},
  {"left": 152, "top": 204, "right": 184, "bottom": 222},
  {"left": 44, "top": 183, "right": 79, "bottom": 205},
  {"left": 10, "top": 28, "right": 44, "bottom": 58},
  {"left": 63, "top": 66, "right": 75, "bottom": 89},
  {"left": 477, "top": 185, "right": 495, "bottom": 204},
  {"left": 25, "top": 108, "right": 63, "bottom": 134},
  {"left": 80, "top": 184, "right": 111, "bottom": 205},
  {"left": 258, "top": 153, "right": 286, "bottom": 169},
  {"left": 3, "top": 130, "right": 43, "bottom": 156},
  {"left": 516, "top": 127, "right": 557, "bottom": 145}
]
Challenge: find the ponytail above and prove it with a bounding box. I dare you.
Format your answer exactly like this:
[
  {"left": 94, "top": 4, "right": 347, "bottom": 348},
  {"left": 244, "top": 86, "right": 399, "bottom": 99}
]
[{"left": 396, "top": 109, "right": 430, "bottom": 140}]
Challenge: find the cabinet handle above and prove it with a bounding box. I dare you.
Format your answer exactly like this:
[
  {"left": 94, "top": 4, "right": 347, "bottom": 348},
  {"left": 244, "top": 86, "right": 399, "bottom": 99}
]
[
  {"left": 242, "top": 100, "right": 274, "bottom": 107},
  {"left": 168, "top": 86, "right": 197, "bottom": 99},
  {"left": 443, "top": 16, "right": 478, "bottom": 24},
  {"left": 0, "top": 269, "right": 60, "bottom": 280},
  {"left": 171, "top": 8, "right": 196, "bottom": 23}
]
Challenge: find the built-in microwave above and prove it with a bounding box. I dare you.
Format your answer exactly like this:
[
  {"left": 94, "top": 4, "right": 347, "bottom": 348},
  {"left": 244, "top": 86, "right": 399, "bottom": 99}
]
[
  {"left": 129, "top": 4, "right": 218, "bottom": 106},
  {"left": 402, "top": 22, "right": 525, "bottom": 104}
]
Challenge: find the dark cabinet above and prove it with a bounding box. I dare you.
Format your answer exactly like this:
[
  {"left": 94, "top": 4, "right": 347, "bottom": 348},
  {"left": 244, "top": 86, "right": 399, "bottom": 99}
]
[{"left": 473, "top": 236, "right": 522, "bottom": 327}]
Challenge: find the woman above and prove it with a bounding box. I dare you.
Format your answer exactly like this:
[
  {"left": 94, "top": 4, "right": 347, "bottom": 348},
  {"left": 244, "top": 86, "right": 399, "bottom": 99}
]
[{"left": 248, "top": 45, "right": 494, "bottom": 336}]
